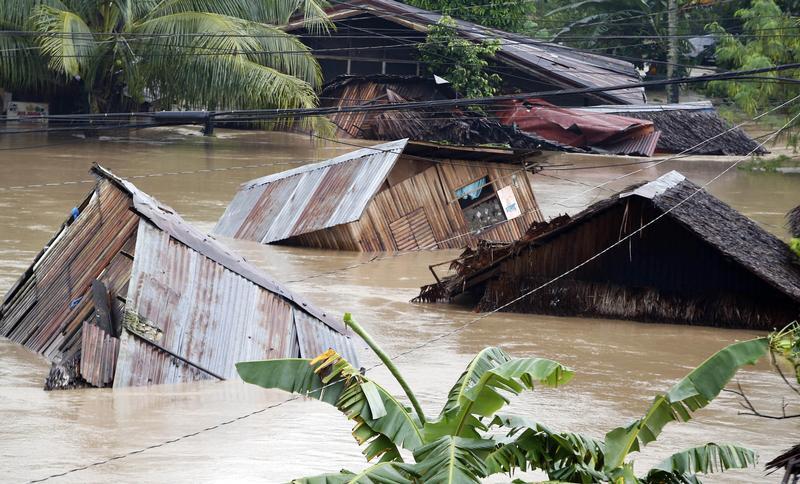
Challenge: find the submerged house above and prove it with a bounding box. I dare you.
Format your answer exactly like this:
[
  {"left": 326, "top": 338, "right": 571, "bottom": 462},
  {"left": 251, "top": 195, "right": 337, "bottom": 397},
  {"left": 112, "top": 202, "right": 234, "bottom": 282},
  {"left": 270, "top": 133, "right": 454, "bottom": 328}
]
[
  {"left": 285, "top": 0, "right": 645, "bottom": 106},
  {"left": 416, "top": 171, "right": 800, "bottom": 330},
  {"left": 214, "top": 139, "right": 544, "bottom": 251},
  {"left": 319, "top": 75, "right": 582, "bottom": 153},
  {"left": 577, "top": 101, "right": 767, "bottom": 155},
  {"left": 0, "top": 165, "right": 359, "bottom": 390}
]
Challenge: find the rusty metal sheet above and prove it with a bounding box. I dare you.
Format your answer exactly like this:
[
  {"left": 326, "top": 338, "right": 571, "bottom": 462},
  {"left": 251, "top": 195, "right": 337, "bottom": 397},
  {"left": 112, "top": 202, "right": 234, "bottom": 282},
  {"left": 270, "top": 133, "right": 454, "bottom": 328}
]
[
  {"left": 2, "top": 165, "right": 359, "bottom": 389},
  {"left": 214, "top": 139, "right": 408, "bottom": 244},
  {"left": 115, "top": 220, "right": 359, "bottom": 386},
  {"left": 80, "top": 322, "right": 119, "bottom": 388},
  {"left": 294, "top": 309, "right": 361, "bottom": 367}
]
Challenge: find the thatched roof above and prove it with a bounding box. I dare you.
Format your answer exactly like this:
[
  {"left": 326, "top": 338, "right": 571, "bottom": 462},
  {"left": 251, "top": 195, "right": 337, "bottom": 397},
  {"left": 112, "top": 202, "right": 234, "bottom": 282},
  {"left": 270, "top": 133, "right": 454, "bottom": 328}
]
[
  {"left": 417, "top": 171, "right": 800, "bottom": 304},
  {"left": 788, "top": 205, "right": 800, "bottom": 238},
  {"left": 370, "top": 108, "right": 583, "bottom": 153},
  {"left": 766, "top": 443, "right": 800, "bottom": 476},
  {"left": 580, "top": 102, "right": 766, "bottom": 155}
]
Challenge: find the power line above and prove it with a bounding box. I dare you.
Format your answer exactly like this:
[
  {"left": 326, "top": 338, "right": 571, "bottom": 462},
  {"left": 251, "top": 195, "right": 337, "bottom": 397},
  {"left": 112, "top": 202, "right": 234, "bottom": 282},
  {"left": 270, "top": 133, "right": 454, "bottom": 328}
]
[{"left": 1, "top": 62, "right": 796, "bottom": 134}]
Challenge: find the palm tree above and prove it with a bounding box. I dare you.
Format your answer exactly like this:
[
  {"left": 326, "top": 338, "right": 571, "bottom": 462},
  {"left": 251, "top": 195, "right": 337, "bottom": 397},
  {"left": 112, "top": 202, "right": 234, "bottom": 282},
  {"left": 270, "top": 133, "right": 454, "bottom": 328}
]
[{"left": 0, "top": 0, "right": 329, "bottom": 114}]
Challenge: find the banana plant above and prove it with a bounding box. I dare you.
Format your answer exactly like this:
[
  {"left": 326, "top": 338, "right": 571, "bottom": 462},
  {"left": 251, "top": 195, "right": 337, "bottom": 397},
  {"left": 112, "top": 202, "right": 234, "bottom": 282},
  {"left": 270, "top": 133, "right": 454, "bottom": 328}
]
[{"left": 236, "top": 314, "right": 781, "bottom": 483}]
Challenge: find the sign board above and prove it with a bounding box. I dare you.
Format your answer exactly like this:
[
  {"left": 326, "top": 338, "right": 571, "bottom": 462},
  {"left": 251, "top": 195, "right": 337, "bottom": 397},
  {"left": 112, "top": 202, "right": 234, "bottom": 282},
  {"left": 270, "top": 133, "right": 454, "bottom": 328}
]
[
  {"left": 497, "top": 186, "right": 522, "bottom": 220},
  {"left": 7, "top": 101, "right": 49, "bottom": 121}
]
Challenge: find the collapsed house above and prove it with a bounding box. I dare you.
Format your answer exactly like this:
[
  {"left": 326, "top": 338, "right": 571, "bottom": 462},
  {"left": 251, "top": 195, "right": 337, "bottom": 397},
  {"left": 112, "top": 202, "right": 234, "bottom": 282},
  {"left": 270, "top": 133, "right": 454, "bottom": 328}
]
[
  {"left": 319, "top": 75, "right": 581, "bottom": 152},
  {"left": 318, "top": 76, "right": 762, "bottom": 157},
  {"left": 0, "top": 165, "right": 359, "bottom": 389},
  {"left": 416, "top": 171, "right": 800, "bottom": 330},
  {"left": 286, "top": 0, "right": 645, "bottom": 106},
  {"left": 214, "top": 139, "right": 544, "bottom": 251}
]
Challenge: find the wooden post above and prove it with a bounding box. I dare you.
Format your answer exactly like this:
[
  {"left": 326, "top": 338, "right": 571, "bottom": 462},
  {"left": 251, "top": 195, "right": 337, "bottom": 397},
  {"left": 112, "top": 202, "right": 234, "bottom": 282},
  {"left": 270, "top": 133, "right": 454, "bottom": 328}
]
[{"left": 667, "top": 0, "right": 680, "bottom": 103}]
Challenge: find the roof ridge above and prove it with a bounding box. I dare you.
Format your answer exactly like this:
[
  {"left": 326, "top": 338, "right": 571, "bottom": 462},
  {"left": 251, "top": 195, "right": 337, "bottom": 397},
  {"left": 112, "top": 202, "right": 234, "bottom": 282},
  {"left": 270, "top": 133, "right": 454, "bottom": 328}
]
[{"left": 241, "top": 139, "right": 409, "bottom": 191}]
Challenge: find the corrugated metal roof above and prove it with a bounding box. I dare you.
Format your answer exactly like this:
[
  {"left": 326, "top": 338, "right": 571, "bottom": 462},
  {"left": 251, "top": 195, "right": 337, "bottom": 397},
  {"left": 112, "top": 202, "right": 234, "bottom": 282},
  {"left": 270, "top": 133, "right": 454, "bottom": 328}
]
[
  {"left": 292, "top": 0, "right": 645, "bottom": 105},
  {"left": 215, "top": 139, "right": 408, "bottom": 243},
  {"left": 1, "top": 165, "right": 361, "bottom": 389}
]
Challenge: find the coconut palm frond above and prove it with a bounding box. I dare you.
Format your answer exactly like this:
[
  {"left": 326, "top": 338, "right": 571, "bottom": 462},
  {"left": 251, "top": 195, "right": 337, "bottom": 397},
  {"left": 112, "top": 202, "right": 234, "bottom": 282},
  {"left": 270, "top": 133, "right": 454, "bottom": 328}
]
[
  {"left": 132, "top": 12, "right": 321, "bottom": 88},
  {"left": 30, "top": 4, "right": 96, "bottom": 77},
  {"left": 145, "top": 0, "right": 332, "bottom": 30}
]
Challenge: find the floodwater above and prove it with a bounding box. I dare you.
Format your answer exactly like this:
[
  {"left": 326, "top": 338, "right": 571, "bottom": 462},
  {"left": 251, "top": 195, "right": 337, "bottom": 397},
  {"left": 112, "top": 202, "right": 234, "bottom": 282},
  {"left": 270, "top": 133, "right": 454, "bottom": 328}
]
[{"left": 0, "top": 127, "right": 798, "bottom": 483}]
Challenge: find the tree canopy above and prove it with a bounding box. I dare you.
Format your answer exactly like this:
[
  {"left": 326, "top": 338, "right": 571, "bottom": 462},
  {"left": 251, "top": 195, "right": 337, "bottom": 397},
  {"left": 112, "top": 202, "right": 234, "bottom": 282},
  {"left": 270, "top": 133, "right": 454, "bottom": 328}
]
[{"left": 0, "top": 0, "right": 331, "bottom": 114}]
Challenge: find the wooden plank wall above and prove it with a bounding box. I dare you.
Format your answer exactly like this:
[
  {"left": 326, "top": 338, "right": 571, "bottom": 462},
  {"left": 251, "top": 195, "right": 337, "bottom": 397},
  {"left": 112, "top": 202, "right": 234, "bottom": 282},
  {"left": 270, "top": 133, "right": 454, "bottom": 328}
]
[{"left": 287, "top": 157, "right": 544, "bottom": 251}]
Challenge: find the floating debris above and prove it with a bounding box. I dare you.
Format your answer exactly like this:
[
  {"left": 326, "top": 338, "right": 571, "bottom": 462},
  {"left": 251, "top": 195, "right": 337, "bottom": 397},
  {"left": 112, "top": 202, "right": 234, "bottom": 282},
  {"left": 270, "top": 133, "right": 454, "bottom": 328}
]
[{"left": 0, "top": 165, "right": 359, "bottom": 390}]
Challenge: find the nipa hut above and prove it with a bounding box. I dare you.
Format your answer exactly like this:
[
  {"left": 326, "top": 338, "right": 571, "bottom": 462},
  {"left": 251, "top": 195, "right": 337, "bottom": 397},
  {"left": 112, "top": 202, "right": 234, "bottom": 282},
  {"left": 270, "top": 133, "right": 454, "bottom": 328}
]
[
  {"left": 0, "top": 165, "right": 359, "bottom": 390},
  {"left": 214, "top": 139, "right": 544, "bottom": 251},
  {"left": 415, "top": 171, "right": 800, "bottom": 330},
  {"left": 579, "top": 102, "right": 767, "bottom": 155}
]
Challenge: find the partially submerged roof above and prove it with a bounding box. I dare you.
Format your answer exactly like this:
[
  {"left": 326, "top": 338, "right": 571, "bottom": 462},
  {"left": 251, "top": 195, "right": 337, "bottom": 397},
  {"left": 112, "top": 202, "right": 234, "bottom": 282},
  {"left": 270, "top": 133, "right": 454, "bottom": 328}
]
[
  {"left": 577, "top": 102, "right": 766, "bottom": 155},
  {"left": 0, "top": 165, "right": 359, "bottom": 388},
  {"left": 418, "top": 171, "right": 800, "bottom": 305},
  {"left": 215, "top": 139, "right": 409, "bottom": 244},
  {"left": 320, "top": 76, "right": 581, "bottom": 152},
  {"left": 288, "top": 0, "right": 645, "bottom": 105}
]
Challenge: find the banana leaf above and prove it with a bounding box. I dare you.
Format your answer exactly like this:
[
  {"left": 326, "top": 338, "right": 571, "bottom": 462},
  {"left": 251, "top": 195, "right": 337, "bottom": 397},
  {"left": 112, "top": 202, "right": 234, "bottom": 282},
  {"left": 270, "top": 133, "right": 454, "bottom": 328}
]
[
  {"left": 603, "top": 338, "right": 769, "bottom": 471},
  {"left": 237, "top": 350, "right": 424, "bottom": 461},
  {"left": 424, "top": 348, "right": 573, "bottom": 440}
]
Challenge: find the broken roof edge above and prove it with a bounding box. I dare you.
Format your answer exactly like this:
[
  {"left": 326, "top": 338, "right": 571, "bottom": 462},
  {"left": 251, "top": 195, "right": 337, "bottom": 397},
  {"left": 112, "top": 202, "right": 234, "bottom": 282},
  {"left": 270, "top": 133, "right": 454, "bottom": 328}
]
[
  {"left": 90, "top": 164, "right": 349, "bottom": 335},
  {"left": 578, "top": 101, "right": 715, "bottom": 114},
  {"left": 240, "top": 139, "right": 409, "bottom": 191},
  {"left": 1, "top": 185, "right": 98, "bottom": 310}
]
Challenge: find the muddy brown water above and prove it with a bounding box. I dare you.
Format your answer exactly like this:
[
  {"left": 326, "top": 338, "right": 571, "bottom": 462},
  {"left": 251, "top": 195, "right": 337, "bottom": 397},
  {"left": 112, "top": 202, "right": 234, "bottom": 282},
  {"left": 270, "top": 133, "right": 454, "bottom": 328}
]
[{"left": 0, "top": 128, "right": 798, "bottom": 483}]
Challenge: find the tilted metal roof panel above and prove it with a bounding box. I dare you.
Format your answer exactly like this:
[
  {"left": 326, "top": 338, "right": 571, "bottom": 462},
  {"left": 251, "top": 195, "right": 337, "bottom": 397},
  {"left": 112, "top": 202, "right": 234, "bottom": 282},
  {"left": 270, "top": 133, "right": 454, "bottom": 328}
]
[{"left": 214, "top": 139, "right": 408, "bottom": 244}]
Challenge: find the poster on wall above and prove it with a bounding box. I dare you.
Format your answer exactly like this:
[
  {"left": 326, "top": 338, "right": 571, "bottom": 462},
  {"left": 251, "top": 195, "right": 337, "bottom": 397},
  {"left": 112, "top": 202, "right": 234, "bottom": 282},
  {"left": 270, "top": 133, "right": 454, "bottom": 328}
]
[{"left": 497, "top": 186, "right": 522, "bottom": 220}]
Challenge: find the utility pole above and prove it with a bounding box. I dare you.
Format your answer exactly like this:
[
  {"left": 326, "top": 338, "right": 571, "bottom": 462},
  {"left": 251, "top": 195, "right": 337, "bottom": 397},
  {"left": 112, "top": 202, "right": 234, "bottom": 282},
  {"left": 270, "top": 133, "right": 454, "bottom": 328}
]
[{"left": 666, "top": 0, "right": 680, "bottom": 103}]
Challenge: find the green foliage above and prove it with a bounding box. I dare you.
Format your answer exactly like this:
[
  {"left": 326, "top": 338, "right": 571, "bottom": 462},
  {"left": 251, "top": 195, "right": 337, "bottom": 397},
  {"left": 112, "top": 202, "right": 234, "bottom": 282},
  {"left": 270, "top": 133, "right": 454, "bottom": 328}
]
[
  {"left": 706, "top": 0, "right": 800, "bottom": 119},
  {"left": 236, "top": 314, "right": 781, "bottom": 483},
  {"left": 0, "top": 0, "right": 330, "bottom": 116},
  {"left": 737, "top": 154, "right": 800, "bottom": 172},
  {"left": 769, "top": 322, "right": 800, "bottom": 383},
  {"left": 791, "top": 238, "right": 800, "bottom": 257},
  {"left": 418, "top": 16, "right": 501, "bottom": 100},
  {"left": 405, "top": 0, "right": 537, "bottom": 33}
]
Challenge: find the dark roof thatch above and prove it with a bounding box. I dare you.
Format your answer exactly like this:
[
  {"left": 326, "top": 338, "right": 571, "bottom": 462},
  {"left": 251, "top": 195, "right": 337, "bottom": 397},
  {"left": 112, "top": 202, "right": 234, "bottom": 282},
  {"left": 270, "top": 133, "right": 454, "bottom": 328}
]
[
  {"left": 788, "top": 205, "right": 800, "bottom": 238},
  {"left": 370, "top": 107, "right": 583, "bottom": 153},
  {"left": 766, "top": 444, "right": 800, "bottom": 477},
  {"left": 417, "top": 171, "right": 800, "bottom": 304},
  {"left": 579, "top": 102, "right": 766, "bottom": 155},
  {"left": 321, "top": 75, "right": 582, "bottom": 152}
]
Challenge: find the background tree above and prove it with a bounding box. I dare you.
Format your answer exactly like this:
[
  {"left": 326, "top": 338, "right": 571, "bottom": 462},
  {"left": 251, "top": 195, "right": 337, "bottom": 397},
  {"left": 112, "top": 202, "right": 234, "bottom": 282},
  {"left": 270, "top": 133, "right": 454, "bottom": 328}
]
[
  {"left": 418, "top": 16, "right": 501, "bottom": 100},
  {"left": 705, "top": 0, "right": 800, "bottom": 117},
  {"left": 0, "top": 0, "right": 330, "bottom": 114},
  {"left": 405, "top": 0, "right": 538, "bottom": 34}
]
